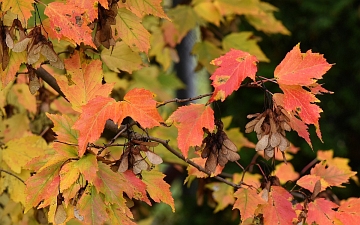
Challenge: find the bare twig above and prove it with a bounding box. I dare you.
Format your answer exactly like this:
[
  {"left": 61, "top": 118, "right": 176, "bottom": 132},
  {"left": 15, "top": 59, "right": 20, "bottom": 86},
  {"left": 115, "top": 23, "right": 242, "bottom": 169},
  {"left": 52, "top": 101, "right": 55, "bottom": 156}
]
[
  {"left": 157, "top": 93, "right": 213, "bottom": 108},
  {"left": 0, "top": 169, "right": 25, "bottom": 184}
]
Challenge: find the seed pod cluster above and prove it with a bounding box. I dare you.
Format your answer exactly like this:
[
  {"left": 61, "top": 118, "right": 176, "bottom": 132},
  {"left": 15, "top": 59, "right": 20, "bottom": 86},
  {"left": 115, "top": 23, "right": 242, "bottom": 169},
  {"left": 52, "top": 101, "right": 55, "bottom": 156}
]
[
  {"left": 117, "top": 140, "right": 162, "bottom": 174},
  {"left": 245, "top": 106, "right": 291, "bottom": 160},
  {"left": 198, "top": 120, "right": 240, "bottom": 173}
]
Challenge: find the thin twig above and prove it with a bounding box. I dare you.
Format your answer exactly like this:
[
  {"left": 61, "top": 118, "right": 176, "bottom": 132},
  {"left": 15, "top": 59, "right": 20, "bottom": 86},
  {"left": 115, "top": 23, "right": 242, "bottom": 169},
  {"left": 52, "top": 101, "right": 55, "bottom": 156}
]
[
  {"left": 300, "top": 158, "right": 319, "bottom": 175},
  {"left": 146, "top": 135, "right": 249, "bottom": 189},
  {"left": 157, "top": 93, "right": 213, "bottom": 108},
  {"left": 0, "top": 169, "right": 25, "bottom": 184}
]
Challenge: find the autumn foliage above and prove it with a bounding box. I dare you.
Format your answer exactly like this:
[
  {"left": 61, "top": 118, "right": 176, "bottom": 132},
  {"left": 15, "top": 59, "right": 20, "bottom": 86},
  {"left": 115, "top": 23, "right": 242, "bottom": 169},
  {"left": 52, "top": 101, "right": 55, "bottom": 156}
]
[{"left": 0, "top": 0, "right": 358, "bottom": 225}]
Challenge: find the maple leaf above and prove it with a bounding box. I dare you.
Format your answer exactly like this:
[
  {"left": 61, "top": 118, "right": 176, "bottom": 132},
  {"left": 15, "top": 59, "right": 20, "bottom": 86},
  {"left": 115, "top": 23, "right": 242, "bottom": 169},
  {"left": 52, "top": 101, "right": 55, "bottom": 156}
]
[
  {"left": 44, "top": 2, "right": 95, "bottom": 47},
  {"left": 262, "top": 186, "right": 297, "bottom": 225},
  {"left": 165, "top": 5, "right": 201, "bottom": 45},
  {"left": 209, "top": 49, "right": 258, "bottom": 102},
  {"left": 119, "top": 0, "right": 169, "bottom": 19},
  {"left": 73, "top": 88, "right": 162, "bottom": 156},
  {"left": 3, "top": 136, "right": 47, "bottom": 173},
  {"left": 46, "top": 113, "right": 79, "bottom": 145},
  {"left": 141, "top": 170, "right": 175, "bottom": 212},
  {"left": 122, "top": 170, "right": 150, "bottom": 203},
  {"left": 0, "top": 0, "right": 33, "bottom": 25},
  {"left": 78, "top": 185, "right": 108, "bottom": 225},
  {"left": 24, "top": 161, "right": 62, "bottom": 212},
  {"left": 222, "top": 32, "right": 269, "bottom": 62},
  {"left": 66, "top": 0, "right": 102, "bottom": 21},
  {"left": 192, "top": 40, "right": 223, "bottom": 73},
  {"left": 113, "top": 8, "right": 151, "bottom": 53},
  {"left": 206, "top": 182, "right": 235, "bottom": 212},
  {"left": 233, "top": 188, "right": 265, "bottom": 221},
  {"left": 336, "top": 198, "right": 360, "bottom": 225},
  {"left": 275, "top": 163, "right": 299, "bottom": 184},
  {"left": 11, "top": 83, "right": 36, "bottom": 113},
  {"left": 274, "top": 44, "right": 332, "bottom": 86},
  {"left": 76, "top": 154, "right": 99, "bottom": 183},
  {"left": 1, "top": 51, "right": 26, "bottom": 87},
  {"left": 213, "top": 0, "right": 261, "bottom": 16},
  {"left": 101, "top": 41, "right": 143, "bottom": 73},
  {"left": 306, "top": 198, "right": 338, "bottom": 225},
  {"left": 167, "top": 104, "right": 215, "bottom": 157},
  {"left": 193, "top": 0, "right": 222, "bottom": 26},
  {"left": 55, "top": 51, "right": 114, "bottom": 112},
  {"left": 59, "top": 161, "right": 80, "bottom": 192}
]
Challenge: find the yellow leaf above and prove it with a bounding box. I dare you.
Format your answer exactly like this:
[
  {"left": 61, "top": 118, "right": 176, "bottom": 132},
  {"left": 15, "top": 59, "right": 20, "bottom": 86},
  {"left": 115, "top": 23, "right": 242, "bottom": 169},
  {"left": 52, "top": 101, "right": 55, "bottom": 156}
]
[
  {"left": 193, "top": 1, "right": 222, "bottom": 26},
  {"left": 3, "top": 136, "right": 47, "bottom": 173}
]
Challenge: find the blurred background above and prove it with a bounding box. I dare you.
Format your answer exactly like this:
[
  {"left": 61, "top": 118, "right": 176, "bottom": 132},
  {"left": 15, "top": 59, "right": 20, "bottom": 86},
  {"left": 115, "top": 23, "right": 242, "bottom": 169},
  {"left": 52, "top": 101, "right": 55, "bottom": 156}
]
[{"left": 140, "top": 0, "right": 360, "bottom": 224}]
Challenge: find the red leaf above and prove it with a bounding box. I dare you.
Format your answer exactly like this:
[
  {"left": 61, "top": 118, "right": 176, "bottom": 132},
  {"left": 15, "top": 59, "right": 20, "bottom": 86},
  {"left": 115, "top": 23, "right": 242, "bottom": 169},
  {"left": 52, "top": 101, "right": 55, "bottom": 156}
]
[
  {"left": 122, "top": 170, "right": 150, "bottom": 204},
  {"left": 209, "top": 49, "right": 258, "bottom": 102},
  {"left": 233, "top": 188, "right": 265, "bottom": 221},
  {"left": 306, "top": 198, "right": 338, "bottom": 225},
  {"left": 167, "top": 104, "right": 215, "bottom": 157},
  {"left": 262, "top": 186, "right": 296, "bottom": 225},
  {"left": 55, "top": 51, "right": 114, "bottom": 112},
  {"left": 141, "top": 170, "right": 175, "bottom": 212},
  {"left": 274, "top": 44, "right": 332, "bottom": 86},
  {"left": 44, "top": 2, "right": 95, "bottom": 47},
  {"left": 336, "top": 198, "right": 360, "bottom": 225}
]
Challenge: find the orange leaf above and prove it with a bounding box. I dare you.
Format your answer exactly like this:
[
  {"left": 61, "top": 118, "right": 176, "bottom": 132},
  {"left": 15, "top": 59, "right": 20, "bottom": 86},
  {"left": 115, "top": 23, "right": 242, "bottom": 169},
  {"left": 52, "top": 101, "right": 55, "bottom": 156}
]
[
  {"left": 262, "top": 186, "right": 296, "bottom": 225},
  {"left": 206, "top": 182, "right": 234, "bottom": 212},
  {"left": 56, "top": 51, "right": 114, "bottom": 112},
  {"left": 116, "top": 88, "right": 163, "bottom": 129},
  {"left": 296, "top": 175, "right": 325, "bottom": 192},
  {"left": 72, "top": 96, "right": 118, "bottom": 156},
  {"left": 73, "top": 89, "right": 162, "bottom": 156},
  {"left": 167, "top": 104, "right": 215, "bottom": 157},
  {"left": 66, "top": 0, "right": 100, "bottom": 21},
  {"left": 113, "top": 8, "right": 151, "bottom": 53},
  {"left": 311, "top": 162, "right": 357, "bottom": 188},
  {"left": 44, "top": 2, "right": 95, "bottom": 47},
  {"left": 306, "top": 198, "right": 338, "bottom": 225},
  {"left": 336, "top": 198, "right": 360, "bottom": 225},
  {"left": 275, "top": 163, "right": 299, "bottom": 184},
  {"left": 141, "top": 170, "right": 175, "bottom": 212},
  {"left": 233, "top": 188, "right": 265, "bottom": 221},
  {"left": 274, "top": 44, "right": 332, "bottom": 86},
  {"left": 209, "top": 49, "right": 258, "bottom": 102}
]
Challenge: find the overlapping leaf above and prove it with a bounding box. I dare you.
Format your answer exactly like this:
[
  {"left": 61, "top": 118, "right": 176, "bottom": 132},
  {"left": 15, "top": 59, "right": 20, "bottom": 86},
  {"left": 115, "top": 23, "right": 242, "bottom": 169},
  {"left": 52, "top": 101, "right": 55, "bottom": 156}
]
[
  {"left": 0, "top": 0, "right": 33, "bottom": 25},
  {"left": 24, "top": 161, "right": 62, "bottom": 212},
  {"left": 262, "top": 186, "right": 297, "bottom": 225},
  {"left": 1, "top": 51, "right": 26, "bottom": 87},
  {"left": 113, "top": 8, "right": 151, "bottom": 53},
  {"left": 55, "top": 51, "right": 114, "bottom": 112},
  {"left": 167, "top": 104, "right": 215, "bottom": 157},
  {"left": 119, "top": 0, "right": 169, "bottom": 19},
  {"left": 206, "top": 182, "right": 234, "bottom": 212},
  {"left": 336, "top": 198, "right": 360, "bottom": 225},
  {"left": 44, "top": 2, "right": 95, "bottom": 47},
  {"left": 306, "top": 198, "right": 338, "bottom": 225},
  {"left": 233, "top": 188, "right": 265, "bottom": 221},
  {"left": 101, "top": 41, "right": 143, "bottom": 73},
  {"left": 141, "top": 170, "right": 175, "bottom": 212},
  {"left": 78, "top": 185, "right": 108, "bottom": 225},
  {"left": 297, "top": 161, "right": 357, "bottom": 192},
  {"left": 73, "top": 88, "right": 162, "bottom": 156},
  {"left": 209, "top": 49, "right": 258, "bottom": 102},
  {"left": 273, "top": 44, "right": 333, "bottom": 146}
]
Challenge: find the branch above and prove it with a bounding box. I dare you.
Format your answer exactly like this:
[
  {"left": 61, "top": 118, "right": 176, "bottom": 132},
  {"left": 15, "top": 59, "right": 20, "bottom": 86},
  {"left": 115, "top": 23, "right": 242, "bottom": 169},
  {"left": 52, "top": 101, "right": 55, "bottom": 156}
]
[
  {"left": 157, "top": 93, "right": 213, "bottom": 108},
  {"left": 0, "top": 169, "right": 25, "bottom": 184}
]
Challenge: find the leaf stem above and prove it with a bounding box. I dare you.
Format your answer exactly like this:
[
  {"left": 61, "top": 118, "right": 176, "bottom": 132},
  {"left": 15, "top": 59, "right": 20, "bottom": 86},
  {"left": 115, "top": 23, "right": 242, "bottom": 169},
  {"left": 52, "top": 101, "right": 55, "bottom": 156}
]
[{"left": 0, "top": 169, "right": 25, "bottom": 184}]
